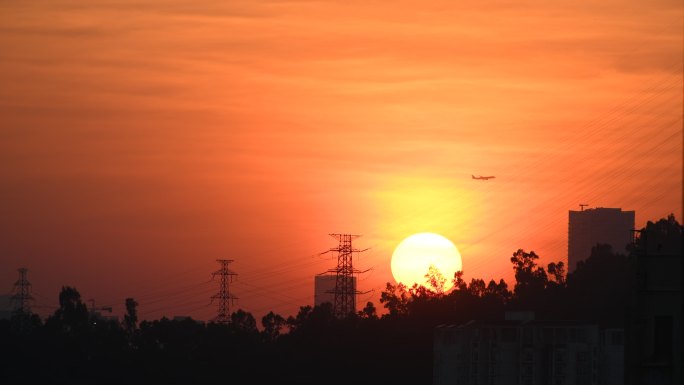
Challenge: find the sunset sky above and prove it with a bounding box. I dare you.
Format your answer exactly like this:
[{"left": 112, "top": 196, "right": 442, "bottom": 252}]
[{"left": 1, "top": 0, "right": 682, "bottom": 322}]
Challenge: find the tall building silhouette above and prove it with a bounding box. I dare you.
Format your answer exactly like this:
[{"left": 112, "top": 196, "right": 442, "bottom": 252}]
[{"left": 568, "top": 207, "right": 635, "bottom": 272}]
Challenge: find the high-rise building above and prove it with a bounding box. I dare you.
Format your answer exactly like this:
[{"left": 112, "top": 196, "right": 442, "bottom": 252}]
[
  {"left": 314, "top": 275, "right": 357, "bottom": 308},
  {"left": 568, "top": 207, "right": 635, "bottom": 272}
]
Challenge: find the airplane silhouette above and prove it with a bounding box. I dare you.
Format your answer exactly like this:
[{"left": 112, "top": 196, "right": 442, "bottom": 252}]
[{"left": 472, "top": 175, "right": 495, "bottom": 180}]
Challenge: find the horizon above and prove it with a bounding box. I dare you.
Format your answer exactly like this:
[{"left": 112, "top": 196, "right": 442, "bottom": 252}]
[{"left": 2, "top": 208, "right": 678, "bottom": 324}]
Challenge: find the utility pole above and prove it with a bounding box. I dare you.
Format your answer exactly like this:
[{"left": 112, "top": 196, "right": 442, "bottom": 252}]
[
  {"left": 211, "top": 259, "right": 237, "bottom": 324},
  {"left": 579, "top": 203, "right": 588, "bottom": 211},
  {"left": 322, "top": 234, "right": 369, "bottom": 318},
  {"left": 10, "top": 268, "right": 33, "bottom": 314}
]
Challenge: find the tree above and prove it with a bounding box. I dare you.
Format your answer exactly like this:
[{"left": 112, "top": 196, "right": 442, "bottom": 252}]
[
  {"left": 285, "top": 303, "right": 335, "bottom": 337},
  {"left": 286, "top": 305, "right": 312, "bottom": 333},
  {"left": 261, "top": 311, "right": 285, "bottom": 341},
  {"left": 547, "top": 261, "right": 566, "bottom": 286},
  {"left": 379, "top": 282, "right": 410, "bottom": 317},
  {"left": 566, "top": 243, "right": 634, "bottom": 324},
  {"left": 632, "top": 213, "right": 683, "bottom": 255},
  {"left": 467, "top": 278, "right": 486, "bottom": 297},
  {"left": 424, "top": 264, "right": 447, "bottom": 294},
  {"left": 452, "top": 271, "right": 467, "bottom": 291},
  {"left": 358, "top": 301, "right": 378, "bottom": 320},
  {"left": 230, "top": 309, "right": 257, "bottom": 333},
  {"left": 124, "top": 297, "right": 139, "bottom": 336},
  {"left": 485, "top": 279, "right": 511, "bottom": 302},
  {"left": 510, "top": 249, "right": 548, "bottom": 299},
  {"left": 50, "top": 286, "right": 89, "bottom": 334}
]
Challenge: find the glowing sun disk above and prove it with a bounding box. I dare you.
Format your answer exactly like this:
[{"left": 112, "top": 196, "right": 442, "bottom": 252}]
[{"left": 390, "top": 232, "right": 462, "bottom": 290}]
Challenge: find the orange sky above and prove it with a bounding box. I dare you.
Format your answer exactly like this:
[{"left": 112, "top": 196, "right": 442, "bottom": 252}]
[{"left": 1, "top": 0, "right": 682, "bottom": 321}]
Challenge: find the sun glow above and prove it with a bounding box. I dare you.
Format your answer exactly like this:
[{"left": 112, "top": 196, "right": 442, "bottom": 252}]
[{"left": 390, "top": 232, "right": 462, "bottom": 291}]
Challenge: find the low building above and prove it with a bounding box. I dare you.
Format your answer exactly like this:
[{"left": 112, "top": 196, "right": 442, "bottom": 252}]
[{"left": 434, "top": 313, "right": 624, "bottom": 385}]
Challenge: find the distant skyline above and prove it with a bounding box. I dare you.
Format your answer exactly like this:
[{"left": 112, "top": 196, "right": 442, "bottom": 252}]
[{"left": 1, "top": 0, "right": 682, "bottom": 322}]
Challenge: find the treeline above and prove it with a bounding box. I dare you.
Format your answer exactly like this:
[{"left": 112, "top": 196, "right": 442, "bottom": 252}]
[{"left": 1, "top": 215, "right": 680, "bottom": 385}]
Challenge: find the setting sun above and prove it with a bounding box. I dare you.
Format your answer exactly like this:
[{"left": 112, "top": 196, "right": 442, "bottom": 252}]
[{"left": 391, "top": 233, "right": 463, "bottom": 290}]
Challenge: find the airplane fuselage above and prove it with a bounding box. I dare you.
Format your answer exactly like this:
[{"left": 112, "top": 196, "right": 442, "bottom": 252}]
[{"left": 472, "top": 175, "right": 495, "bottom": 180}]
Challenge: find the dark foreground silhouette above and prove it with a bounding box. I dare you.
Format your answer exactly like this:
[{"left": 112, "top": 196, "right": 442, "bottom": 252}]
[{"left": 1, "top": 216, "right": 680, "bottom": 385}]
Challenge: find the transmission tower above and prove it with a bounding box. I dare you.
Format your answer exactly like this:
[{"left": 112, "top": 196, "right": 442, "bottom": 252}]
[
  {"left": 10, "top": 268, "right": 34, "bottom": 314},
  {"left": 323, "top": 234, "right": 369, "bottom": 318},
  {"left": 211, "top": 259, "right": 237, "bottom": 324}
]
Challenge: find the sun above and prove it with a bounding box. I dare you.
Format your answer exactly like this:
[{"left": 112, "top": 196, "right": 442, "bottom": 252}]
[{"left": 390, "top": 232, "right": 462, "bottom": 291}]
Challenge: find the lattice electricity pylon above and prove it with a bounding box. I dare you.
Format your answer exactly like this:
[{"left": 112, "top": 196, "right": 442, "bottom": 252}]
[
  {"left": 321, "top": 234, "right": 369, "bottom": 318},
  {"left": 10, "top": 268, "right": 34, "bottom": 314},
  {"left": 211, "top": 259, "right": 237, "bottom": 324}
]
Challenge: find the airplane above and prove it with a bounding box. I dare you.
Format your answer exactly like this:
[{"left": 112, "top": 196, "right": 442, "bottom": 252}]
[{"left": 472, "top": 175, "right": 495, "bottom": 180}]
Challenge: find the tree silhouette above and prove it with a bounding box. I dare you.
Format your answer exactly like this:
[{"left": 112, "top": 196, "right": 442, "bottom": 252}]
[
  {"left": 510, "top": 249, "right": 549, "bottom": 305},
  {"left": 48, "top": 286, "right": 89, "bottom": 334},
  {"left": 566, "top": 243, "right": 633, "bottom": 325},
  {"left": 230, "top": 309, "right": 257, "bottom": 333},
  {"left": 452, "top": 270, "right": 468, "bottom": 291},
  {"left": 261, "top": 311, "right": 285, "bottom": 341},
  {"left": 358, "top": 301, "right": 378, "bottom": 319},
  {"left": 379, "top": 282, "right": 410, "bottom": 317},
  {"left": 631, "top": 213, "right": 682, "bottom": 255},
  {"left": 485, "top": 278, "right": 511, "bottom": 302},
  {"left": 289, "top": 302, "right": 335, "bottom": 332},
  {"left": 547, "top": 261, "right": 566, "bottom": 286},
  {"left": 425, "top": 264, "right": 447, "bottom": 294},
  {"left": 468, "top": 278, "right": 486, "bottom": 297}
]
